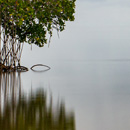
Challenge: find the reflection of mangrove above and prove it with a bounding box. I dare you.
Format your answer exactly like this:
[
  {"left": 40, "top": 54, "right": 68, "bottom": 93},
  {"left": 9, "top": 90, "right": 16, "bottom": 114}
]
[{"left": 0, "top": 73, "right": 75, "bottom": 130}]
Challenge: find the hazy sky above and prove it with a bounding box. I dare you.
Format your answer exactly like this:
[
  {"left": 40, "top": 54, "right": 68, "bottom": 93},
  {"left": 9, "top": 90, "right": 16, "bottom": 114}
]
[{"left": 22, "top": 0, "right": 130, "bottom": 66}]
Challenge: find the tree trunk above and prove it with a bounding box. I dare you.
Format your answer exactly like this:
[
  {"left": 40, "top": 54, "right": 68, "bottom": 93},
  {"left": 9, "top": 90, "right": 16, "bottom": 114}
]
[{"left": 0, "top": 5, "right": 1, "bottom": 63}]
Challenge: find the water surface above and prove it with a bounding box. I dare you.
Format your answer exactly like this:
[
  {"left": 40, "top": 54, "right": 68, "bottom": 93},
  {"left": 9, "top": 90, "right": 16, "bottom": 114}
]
[{"left": 22, "top": 0, "right": 130, "bottom": 129}]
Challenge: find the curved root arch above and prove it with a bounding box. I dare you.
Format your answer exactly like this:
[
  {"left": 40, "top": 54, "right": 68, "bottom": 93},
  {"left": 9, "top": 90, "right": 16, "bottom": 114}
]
[{"left": 31, "top": 64, "right": 51, "bottom": 72}]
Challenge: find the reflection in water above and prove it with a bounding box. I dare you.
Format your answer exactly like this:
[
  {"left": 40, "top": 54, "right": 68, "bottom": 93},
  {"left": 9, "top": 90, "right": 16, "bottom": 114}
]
[{"left": 0, "top": 73, "right": 75, "bottom": 130}]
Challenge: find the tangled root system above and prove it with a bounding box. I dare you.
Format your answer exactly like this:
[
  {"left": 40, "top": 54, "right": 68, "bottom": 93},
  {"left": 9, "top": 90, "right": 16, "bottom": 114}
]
[
  {"left": 0, "top": 63, "right": 51, "bottom": 72},
  {"left": 0, "top": 63, "right": 28, "bottom": 72}
]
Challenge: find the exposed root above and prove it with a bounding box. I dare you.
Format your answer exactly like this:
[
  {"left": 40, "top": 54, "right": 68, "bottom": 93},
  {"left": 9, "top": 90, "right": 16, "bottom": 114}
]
[{"left": 13, "top": 66, "right": 29, "bottom": 72}]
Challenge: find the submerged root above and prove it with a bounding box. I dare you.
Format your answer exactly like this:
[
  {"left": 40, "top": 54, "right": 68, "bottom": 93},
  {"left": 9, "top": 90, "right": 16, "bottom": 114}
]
[{"left": 0, "top": 63, "right": 28, "bottom": 72}]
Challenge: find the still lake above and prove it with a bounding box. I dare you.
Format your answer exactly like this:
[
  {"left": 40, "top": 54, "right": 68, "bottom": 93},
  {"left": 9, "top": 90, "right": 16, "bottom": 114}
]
[{"left": 1, "top": 0, "right": 130, "bottom": 130}]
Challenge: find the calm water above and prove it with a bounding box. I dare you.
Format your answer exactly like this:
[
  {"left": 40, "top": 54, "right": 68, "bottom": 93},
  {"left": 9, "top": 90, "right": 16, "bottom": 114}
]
[{"left": 1, "top": 0, "right": 130, "bottom": 130}]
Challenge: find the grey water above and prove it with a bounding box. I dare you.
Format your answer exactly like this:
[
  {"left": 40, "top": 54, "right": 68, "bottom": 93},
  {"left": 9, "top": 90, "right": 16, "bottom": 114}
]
[{"left": 1, "top": 0, "right": 130, "bottom": 130}]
